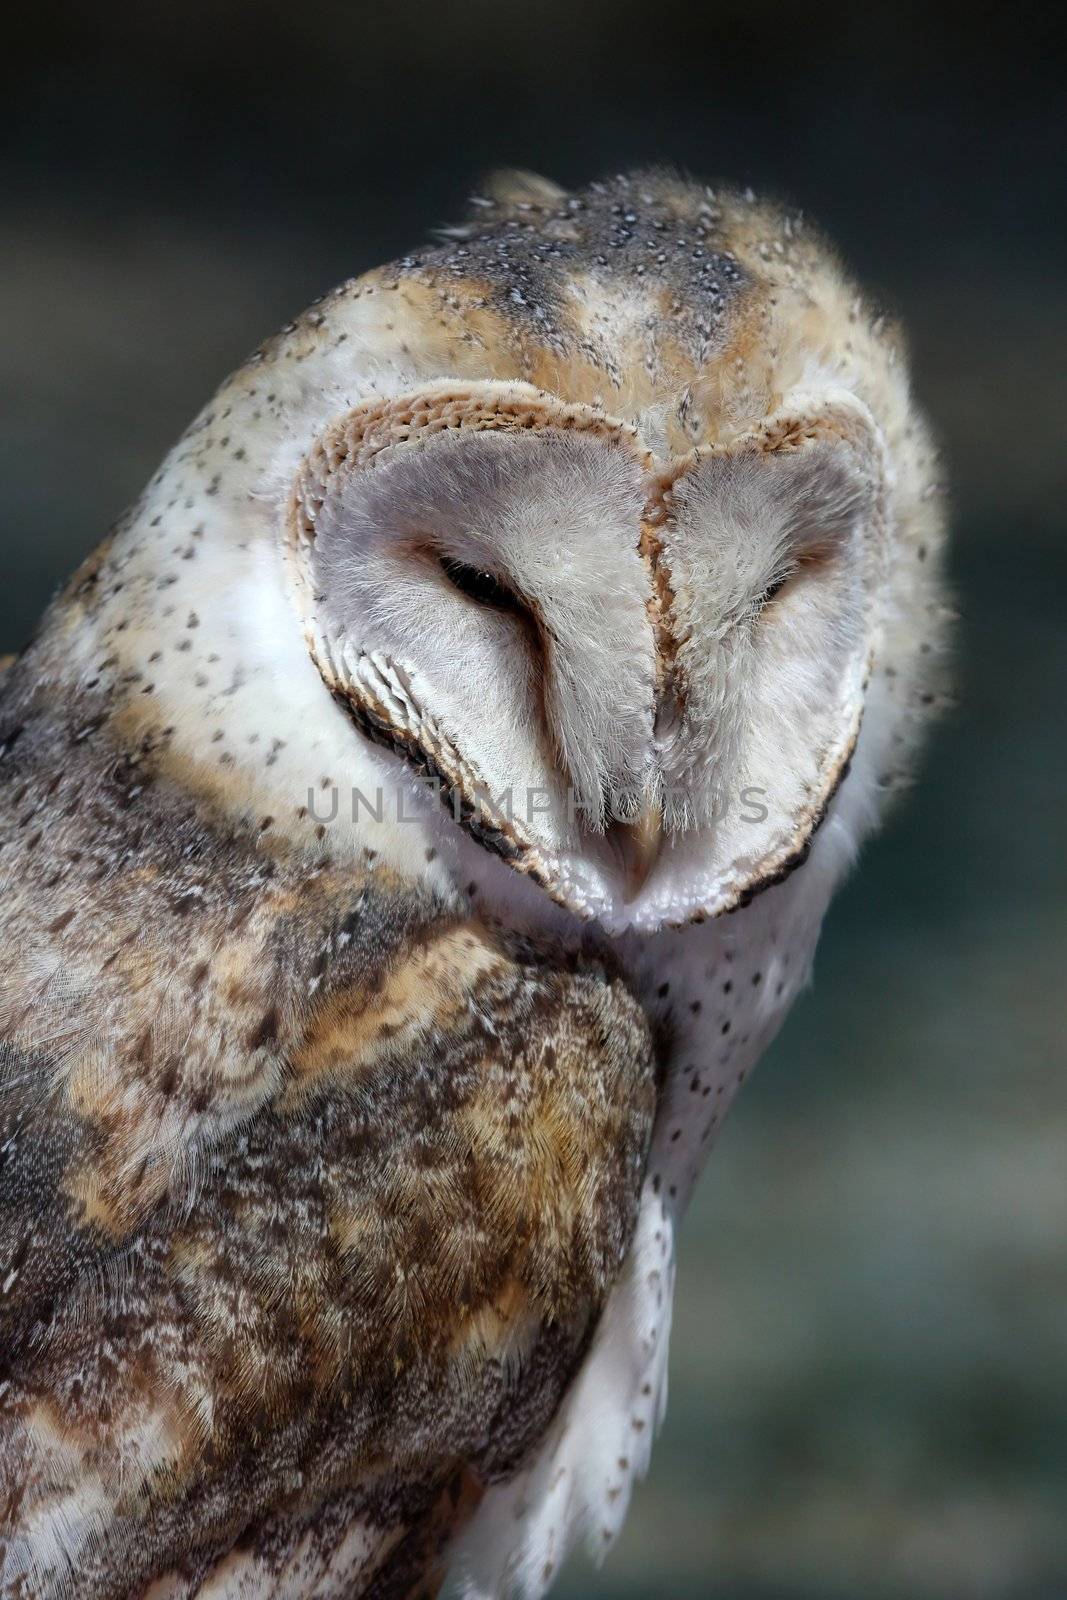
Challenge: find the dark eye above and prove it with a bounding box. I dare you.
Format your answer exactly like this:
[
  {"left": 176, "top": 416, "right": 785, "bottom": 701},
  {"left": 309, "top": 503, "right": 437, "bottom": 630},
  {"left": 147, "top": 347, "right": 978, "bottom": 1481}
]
[
  {"left": 439, "top": 556, "right": 522, "bottom": 612},
  {"left": 760, "top": 573, "right": 789, "bottom": 607}
]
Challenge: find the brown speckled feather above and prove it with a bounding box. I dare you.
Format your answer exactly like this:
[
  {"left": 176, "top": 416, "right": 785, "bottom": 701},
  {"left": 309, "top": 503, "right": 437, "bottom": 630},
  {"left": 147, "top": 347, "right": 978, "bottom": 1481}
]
[{"left": 0, "top": 662, "right": 657, "bottom": 1598}]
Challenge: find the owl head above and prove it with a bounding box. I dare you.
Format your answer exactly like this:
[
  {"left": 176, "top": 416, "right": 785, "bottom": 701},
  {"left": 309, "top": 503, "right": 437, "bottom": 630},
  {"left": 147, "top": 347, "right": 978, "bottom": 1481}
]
[{"left": 50, "top": 171, "right": 943, "bottom": 936}]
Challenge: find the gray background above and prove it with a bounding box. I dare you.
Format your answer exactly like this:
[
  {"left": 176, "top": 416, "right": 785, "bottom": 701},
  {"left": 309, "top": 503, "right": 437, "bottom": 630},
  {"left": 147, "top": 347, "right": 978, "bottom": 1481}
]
[{"left": 2, "top": 3, "right": 1064, "bottom": 1595}]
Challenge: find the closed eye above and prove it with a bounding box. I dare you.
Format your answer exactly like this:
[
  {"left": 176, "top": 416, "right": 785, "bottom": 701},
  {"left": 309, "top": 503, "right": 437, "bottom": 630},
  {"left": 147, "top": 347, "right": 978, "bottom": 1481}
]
[
  {"left": 760, "top": 536, "right": 841, "bottom": 613},
  {"left": 439, "top": 556, "right": 524, "bottom": 613},
  {"left": 759, "top": 542, "right": 834, "bottom": 611}
]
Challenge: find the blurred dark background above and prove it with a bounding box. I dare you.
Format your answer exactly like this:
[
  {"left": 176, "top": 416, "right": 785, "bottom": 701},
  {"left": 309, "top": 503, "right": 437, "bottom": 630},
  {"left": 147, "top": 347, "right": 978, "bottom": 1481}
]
[{"left": 2, "top": 4, "right": 1065, "bottom": 1596}]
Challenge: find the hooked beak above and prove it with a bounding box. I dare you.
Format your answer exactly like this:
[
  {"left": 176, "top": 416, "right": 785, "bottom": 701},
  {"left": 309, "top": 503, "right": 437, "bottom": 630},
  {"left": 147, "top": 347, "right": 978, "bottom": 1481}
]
[{"left": 613, "top": 805, "right": 664, "bottom": 903}]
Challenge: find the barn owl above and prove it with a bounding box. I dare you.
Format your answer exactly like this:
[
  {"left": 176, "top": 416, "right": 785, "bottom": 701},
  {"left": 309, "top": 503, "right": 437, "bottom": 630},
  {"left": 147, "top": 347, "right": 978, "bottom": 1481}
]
[{"left": 0, "top": 169, "right": 948, "bottom": 1600}]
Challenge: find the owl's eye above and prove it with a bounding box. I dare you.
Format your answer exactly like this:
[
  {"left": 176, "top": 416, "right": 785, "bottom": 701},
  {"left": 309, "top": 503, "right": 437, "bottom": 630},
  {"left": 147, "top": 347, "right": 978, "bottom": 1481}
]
[
  {"left": 759, "top": 573, "right": 790, "bottom": 608},
  {"left": 439, "top": 556, "right": 522, "bottom": 613}
]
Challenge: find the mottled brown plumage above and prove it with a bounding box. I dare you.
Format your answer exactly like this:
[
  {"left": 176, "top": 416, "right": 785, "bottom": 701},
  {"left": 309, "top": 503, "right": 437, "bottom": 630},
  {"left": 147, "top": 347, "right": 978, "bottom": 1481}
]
[{"left": 0, "top": 658, "right": 656, "bottom": 1596}]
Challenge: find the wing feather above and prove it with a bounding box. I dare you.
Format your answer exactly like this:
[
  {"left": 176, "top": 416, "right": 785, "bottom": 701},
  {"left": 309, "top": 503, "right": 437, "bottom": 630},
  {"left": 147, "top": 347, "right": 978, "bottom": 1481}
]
[{"left": 0, "top": 690, "right": 655, "bottom": 1599}]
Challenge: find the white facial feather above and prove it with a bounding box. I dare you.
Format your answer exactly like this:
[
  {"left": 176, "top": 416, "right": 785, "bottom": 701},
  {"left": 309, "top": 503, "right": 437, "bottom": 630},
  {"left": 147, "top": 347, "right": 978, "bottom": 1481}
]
[
  {"left": 313, "top": 424, "right": 657, "bottom": 831},
  {"left": 286, "top": 380, "right": 888, "bottom": 935}
]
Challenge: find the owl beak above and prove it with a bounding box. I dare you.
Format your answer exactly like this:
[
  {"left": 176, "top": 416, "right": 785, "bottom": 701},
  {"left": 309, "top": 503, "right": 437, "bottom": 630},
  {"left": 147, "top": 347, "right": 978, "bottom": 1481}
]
[{"left": 615, "top": 805, "right": 664, "bottom": 902}]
